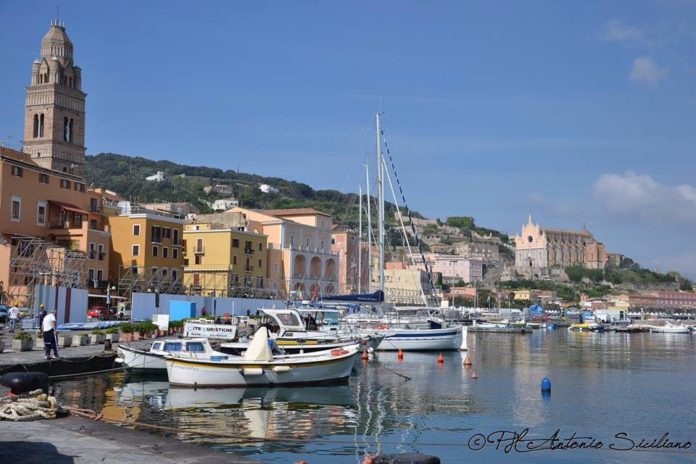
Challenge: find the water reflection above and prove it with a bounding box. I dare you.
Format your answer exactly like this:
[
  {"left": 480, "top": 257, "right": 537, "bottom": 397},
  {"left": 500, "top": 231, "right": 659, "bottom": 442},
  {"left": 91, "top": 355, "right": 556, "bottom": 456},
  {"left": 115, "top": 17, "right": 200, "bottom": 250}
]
[{"left": 51, "top": 330, "right": 696, "bottom": 464}]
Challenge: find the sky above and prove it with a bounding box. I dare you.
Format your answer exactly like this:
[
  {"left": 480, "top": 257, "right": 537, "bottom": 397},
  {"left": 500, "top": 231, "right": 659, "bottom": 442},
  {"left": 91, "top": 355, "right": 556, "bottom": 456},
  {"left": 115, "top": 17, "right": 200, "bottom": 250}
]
[{"left": 1, "top": 1, "right": 695, "bottom": 278}]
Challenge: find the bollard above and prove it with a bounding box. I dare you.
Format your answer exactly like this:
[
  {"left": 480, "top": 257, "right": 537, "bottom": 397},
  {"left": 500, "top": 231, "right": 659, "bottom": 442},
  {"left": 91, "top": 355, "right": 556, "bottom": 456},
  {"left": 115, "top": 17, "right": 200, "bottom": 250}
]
[
  {"left": 104, "top": 339, "right": 113, "bottom": 351},
  {"left": 541, "top": 377, "right": 551, "bottom": 392},
  {"left": 1, "top": 372, "right": 49, "bottom": 394}
]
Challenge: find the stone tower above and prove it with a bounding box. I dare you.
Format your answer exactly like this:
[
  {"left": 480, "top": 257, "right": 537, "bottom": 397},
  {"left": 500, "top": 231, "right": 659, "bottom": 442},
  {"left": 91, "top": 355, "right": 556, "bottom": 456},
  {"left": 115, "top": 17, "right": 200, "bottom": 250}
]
[{"left": 23, "top": 20, "right": 86, "bottom": 176}]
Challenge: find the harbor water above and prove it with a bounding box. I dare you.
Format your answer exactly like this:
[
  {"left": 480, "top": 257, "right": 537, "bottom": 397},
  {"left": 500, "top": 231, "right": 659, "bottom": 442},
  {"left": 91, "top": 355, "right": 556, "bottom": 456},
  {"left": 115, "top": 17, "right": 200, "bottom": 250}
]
[{"left": 54, "top": 330, "right": 696, "bottom": 463}]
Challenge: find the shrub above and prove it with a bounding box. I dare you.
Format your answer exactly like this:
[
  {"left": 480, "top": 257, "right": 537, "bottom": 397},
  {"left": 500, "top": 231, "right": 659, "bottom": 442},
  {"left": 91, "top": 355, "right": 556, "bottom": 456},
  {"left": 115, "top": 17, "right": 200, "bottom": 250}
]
[
  {"left": 119, "top": 323, "right": 134, "bottom": 333},
  {"left": 13, "top": 331, "right": 33, "bottom": 341},
  {"left": 105, "top": 326, "right": 119, "bottom": 334},
  {"left": 168, "top": 320, "right": 184, "bottom": 328},
  {"left": 91, "top": 329, "right": 105, "bottom": 335},
  {"left": 135, "top": 321, "right": 157, "bottom": 333}
]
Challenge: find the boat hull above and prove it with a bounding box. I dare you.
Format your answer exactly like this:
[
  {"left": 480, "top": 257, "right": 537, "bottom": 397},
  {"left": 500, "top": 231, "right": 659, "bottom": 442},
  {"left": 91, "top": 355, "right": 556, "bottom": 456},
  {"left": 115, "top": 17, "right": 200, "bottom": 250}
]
[
  {"left": 117, "top": 345, "right": 166, "bottom": 371},
  {"left": 166, "top": 347, "right": 359, "bottom": 388},
  {"left": 376, "top": 326, "right": 463, "bottom": 351}
]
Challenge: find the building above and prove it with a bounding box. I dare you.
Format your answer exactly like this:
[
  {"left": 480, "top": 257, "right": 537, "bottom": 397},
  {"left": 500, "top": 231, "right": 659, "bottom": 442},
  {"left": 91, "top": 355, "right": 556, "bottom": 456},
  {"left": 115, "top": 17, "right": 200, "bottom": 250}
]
[
  {"left": 139, "top": 201, "right": 200, "bottom": 217},
  {"left": 331, "top": 228, "right": 369, "bottom": 294},
  {"left": 211, "top": 198, "right": 239, "bottom": 211},
  {"left": 182, "top": 222, "right": 268, "bottom": 297},
  {"left": 419, "top": 254, "right": 483, "bottom": 284},
  {"left": 259, "top": 184, "right": 279, "bottom": 194},
  {"left": 23, "top": 21, "right": 86, "bottom": 176},
  {"left": 513, "top": 289, "right": 555, "bottom": 304},
  {"left": 513, "top": 215, "right": 607, "bottom": 277},
  {"left": 106, "top": 203, "right": 184, "bottom": 297},
  {"left": 454, "top": 241, "right": 500, "bottom": 262},
  {"left": 383, "top": 266, "right": 433, "bottom": 305},
  {"left": 203, "top": 184, "right": 235, "bottom": 196},
  {"left": 616, "top": 291, "right": 696, "bottom": 311},
  {"left": 145, "top": 171, "right": 164, "bottom": 182},
  {"left": 224, "top": 207, "right": 339, "bottom": 299}
]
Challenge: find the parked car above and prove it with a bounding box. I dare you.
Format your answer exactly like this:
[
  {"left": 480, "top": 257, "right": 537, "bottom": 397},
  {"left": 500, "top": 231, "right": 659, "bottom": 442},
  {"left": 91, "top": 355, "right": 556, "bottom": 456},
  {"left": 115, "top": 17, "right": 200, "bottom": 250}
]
[{"left": 87, "top": 305, "right": 117, "bottom": 320}]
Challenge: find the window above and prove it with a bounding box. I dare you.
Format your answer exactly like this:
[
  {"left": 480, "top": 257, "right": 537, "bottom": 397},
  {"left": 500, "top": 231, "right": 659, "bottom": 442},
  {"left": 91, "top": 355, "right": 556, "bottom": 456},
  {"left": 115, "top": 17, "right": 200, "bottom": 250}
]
[
  {"left": 163, "top": 227, "right": 171, "bottom": 239},
  {"left": 37, "top": 201, "right": 46, "bottom": 225},
  {"left": 258, "top": 243, "right": 262, "bottom": 251},
  {"left": 89, "top": 198, "right": 99, "bottom": 212},
  {"left": 10, "top": 196, "right": 21, "bottom": 221},
  {"left": 163, "top": 247, "right": 169, "bottom": 258},
  {"left": 151, "top": 267, "right": 158, "bottom": 277},
  {"left": 60, "top": 179, "right": 70, "bottom": 189},
  {"left": 194, "top": 255, "right": 202, "bottom": 265},
  {"left": 73, "top": 213, "right": 83, "bottom": 228},
  {"left": 11, "top": 166, "right": 23, "bottom": 177},
  {"left": 195, "top": 238, "right": 203, "bottom": 253},
  {"left": 33, "top": 114, "right": 39, "bottom": 138},
  {"left": 39, "top": 114, "right": 44, "bottom": 137},
  {"left": 152, "top": 245, "right": 158, "bottom": 257},
  {"left": 232, "top": 239, "right": 239, "bottom": 248},
  {"left": 151, "top": 225, "right": 161, "bottom": 243},
  {"left": 133, "top": 224, "right": 140, "bottom": 236},
  {"left": 39, "top": 173, "right": 49, "bottom": 184},
  {"left": 98, "top": 244, "right": 104, "bottom": 261},
  {"left": 172, "top": 269, "right": 178, "bottom": 281},
  {"left": 162, "top": 268, "right": 168, "bottom": 278},
  {"left": 88, "top": 269, "right": 95, "bottom": 282},
  {"left": 97, "top": 269, "right": 103, "bottom": 281},
  {"left": 74, "top": 183, "right": 85, "bottom": 192},
  {"left": 132, "top": 244, "right": 140, "bottom": 256},
  {"left": 89, "top": 242, "right": 96, "bottom": 259},
  {"left": 274, "top": 263, "right": 279, "bottom": 272},
  {"left": 173, "top": 248, "right": 178, "bottom": 259},
  {"left": 89, "top": 219, "right": 98, "bottom": 230},
  {"left": 130, "top": 265, "right": 138, "bottom": 275},
  {"left": 173, "top": 228, "right": 179, "bottom": 245}
]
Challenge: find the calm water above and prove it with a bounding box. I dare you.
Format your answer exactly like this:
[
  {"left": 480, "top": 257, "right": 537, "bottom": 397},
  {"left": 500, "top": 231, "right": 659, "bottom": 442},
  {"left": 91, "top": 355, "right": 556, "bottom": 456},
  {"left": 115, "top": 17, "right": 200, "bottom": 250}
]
[{"left": 54, "top": 330, "right": 696, "bottom": 463}]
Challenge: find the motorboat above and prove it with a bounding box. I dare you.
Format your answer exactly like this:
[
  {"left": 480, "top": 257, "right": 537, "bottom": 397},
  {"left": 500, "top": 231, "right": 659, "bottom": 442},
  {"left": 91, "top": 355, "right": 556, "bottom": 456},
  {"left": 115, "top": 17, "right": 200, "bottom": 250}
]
[
  {"left": 650, "top": 323, "right": 690, "bottom": 334},
  {"left": 166, "top": 327, "right": 359, "bottom": 388},
  {"left": 116, "top": 338, "right": 221, "bottom": 371}
]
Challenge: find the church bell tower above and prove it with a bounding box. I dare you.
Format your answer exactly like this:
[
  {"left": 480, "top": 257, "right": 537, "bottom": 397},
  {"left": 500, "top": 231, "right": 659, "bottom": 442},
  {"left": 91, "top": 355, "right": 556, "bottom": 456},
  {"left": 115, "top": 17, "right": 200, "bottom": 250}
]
[{"left": 23, "top": 20, "right": 86, "bottom": 176}]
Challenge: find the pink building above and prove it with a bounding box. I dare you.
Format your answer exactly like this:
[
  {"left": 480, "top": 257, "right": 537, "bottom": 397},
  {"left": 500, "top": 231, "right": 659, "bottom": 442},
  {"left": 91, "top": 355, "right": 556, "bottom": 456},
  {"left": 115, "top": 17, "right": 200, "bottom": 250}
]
[
  {"left": 331, "top": 229, "right": 368, "bottom": 294},
  {"left": 420, "top": 254, "right": 483, "bottom": 283}
]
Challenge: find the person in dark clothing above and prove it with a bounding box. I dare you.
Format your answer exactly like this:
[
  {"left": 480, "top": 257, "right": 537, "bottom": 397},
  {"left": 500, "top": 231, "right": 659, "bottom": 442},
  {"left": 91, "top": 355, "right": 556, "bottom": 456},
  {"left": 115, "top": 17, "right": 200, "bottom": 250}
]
[{"left": 42, "top": 308, "right": 59, "bottom": 359}]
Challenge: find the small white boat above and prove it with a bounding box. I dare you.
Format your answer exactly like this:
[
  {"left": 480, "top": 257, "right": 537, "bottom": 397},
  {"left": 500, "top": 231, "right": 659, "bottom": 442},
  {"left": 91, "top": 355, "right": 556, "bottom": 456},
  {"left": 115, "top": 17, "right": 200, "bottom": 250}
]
[
  {"left": 166, "top": 327, "right": 359, "bottom": 388},
  {"left": 116, "top": 338, "right": 219, "bottom": 371},
  {"left": 650, "top": 323, "right": 690, "bottom": 334},
  {"left": 375, "top": 325, "right": 464, "bottom": 351}
]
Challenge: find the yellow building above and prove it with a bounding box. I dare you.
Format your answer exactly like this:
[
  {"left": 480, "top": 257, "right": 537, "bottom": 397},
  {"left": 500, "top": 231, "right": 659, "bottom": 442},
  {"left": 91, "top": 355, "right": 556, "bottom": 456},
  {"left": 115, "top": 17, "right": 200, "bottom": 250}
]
[
  {"left": 182, "top": 223, "right": 268, "bottom": 297},
  {"left": 106, "top": 204, "right": 184, "bottom": 295}
]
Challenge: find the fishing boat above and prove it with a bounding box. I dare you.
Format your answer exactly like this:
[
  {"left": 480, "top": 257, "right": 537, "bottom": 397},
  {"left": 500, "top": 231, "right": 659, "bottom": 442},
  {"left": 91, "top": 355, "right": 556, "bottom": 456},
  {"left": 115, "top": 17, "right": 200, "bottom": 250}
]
[
  {"left": 165, "top": 327, "right": 359, "bottom": 388},
  {"left": 116, "top": 338, "right": 219, "bottom": 371}
]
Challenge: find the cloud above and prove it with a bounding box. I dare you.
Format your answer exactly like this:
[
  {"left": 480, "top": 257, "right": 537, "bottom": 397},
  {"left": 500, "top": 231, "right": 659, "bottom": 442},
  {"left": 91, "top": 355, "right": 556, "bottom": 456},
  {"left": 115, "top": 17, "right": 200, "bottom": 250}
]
[
  {"left": 629, "top": 56, "right": 669, "bottom": 87},
  {"left": 602, "top": 19, "right": 644, "bottom": 44},
  {"left": 592, "top": 171, "right": 696, "bottom": 223}
]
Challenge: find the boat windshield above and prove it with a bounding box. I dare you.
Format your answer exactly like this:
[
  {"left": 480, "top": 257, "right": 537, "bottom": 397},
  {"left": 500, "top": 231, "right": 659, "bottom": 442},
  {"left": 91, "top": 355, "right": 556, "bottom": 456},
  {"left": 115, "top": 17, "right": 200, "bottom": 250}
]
[
  {"left": 163, "top": 342, "right": 182, "bottom": 352},
  {"left": 151, "top": 342, "right": 162, "bottom": 350},
  {"left": 185, "top": 342, "right": 206, "bottom": 352},
  {"left": 276, "top": 312, "right": 302, "bottom": 327}
]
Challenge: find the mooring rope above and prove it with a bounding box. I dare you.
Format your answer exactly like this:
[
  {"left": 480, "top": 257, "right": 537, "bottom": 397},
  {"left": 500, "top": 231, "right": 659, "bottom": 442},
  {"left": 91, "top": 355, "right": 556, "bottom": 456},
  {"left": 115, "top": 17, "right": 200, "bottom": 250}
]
[{"left": 0, "top": 389, "right": 58, "bottom": 421}]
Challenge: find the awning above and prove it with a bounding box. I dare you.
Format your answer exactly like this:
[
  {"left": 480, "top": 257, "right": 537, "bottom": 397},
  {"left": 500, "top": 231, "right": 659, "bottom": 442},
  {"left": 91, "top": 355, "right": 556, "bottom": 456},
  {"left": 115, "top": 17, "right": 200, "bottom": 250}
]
[{"left": 49, "top": 200, "right": 89, "bottom": 215}]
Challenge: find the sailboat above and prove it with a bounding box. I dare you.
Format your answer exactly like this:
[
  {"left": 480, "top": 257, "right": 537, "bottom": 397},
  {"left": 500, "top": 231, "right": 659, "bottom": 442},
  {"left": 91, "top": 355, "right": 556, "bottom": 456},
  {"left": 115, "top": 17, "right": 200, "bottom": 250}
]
[{"left": 343, "top": 113, "right": 465, "bottom": 351}]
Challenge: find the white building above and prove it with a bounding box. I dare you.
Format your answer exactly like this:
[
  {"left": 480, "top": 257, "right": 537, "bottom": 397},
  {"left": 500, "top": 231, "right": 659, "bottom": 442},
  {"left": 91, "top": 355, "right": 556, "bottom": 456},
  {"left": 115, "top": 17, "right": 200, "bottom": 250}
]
[
  {"left": 146, "top": 171, "right": 164, "bottom": 182},
  {"left": 259, "top": 184, "right": 279, "bottom": 194},
  {"left": 211, "top": 198, "right": 239, "bottom": 211}
]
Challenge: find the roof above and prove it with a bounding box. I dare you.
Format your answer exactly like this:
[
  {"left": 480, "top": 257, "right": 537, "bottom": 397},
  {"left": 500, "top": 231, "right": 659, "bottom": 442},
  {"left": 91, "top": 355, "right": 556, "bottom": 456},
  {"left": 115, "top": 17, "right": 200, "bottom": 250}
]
[
  {"left": 259, "top": 208, "right": 330, "bottom": 218},
  {"left": 49, "top": 200, "right": 88, "bottom": 215},
  {"left": 541, "top": 227, "right": 592, "bottom": 236},
  {"left": 42, "top": 24, "right": 72, "bottom": 45}
]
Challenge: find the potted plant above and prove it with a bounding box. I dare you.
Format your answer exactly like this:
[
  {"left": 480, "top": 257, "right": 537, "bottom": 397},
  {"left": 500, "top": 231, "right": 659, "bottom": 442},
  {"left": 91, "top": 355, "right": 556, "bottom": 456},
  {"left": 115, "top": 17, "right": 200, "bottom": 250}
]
[
  {"left": 105, "top": 326, "right": 120, "bottom": 343},
  {"left": 72, "top": 333, "right": 88, "bottom": 346},
  {"left": 120, "top": 323, "right": 134, "bottom": 342},
  {"left": 89, "top": 329, "right": 106, "bottom": 344},
  {"left": 137, "top": 321, "right": 157, "bottom": 338},
  {"left": 12, "top": 331, "right": 34, "bottom": 351}
]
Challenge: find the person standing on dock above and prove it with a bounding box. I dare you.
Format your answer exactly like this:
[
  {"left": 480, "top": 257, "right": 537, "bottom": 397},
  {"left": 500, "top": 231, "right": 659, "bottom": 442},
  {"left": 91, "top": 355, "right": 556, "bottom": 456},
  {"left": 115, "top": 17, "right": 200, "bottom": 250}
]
[
  {"left": 42, "top": 308, "right": 59, "bottom": 360},
  {"left": 8, "top": 305, "right": 19, "bottom": 333}
]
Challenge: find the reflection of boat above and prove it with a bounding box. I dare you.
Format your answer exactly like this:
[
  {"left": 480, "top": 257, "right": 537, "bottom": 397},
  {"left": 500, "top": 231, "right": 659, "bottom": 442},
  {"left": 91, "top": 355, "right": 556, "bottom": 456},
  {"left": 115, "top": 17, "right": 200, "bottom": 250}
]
[
  {"left": 165, "top": 384, "right": 355, "bottom": 409},
  {"left": 650, "top": 324, "right": 689, "bottom": 334},
  {"left": 116, "top": 338, "right": 223, "bottom": 371},
  {"left": 568, "top": 322, "right": 604, "bottom": 332},
  {"left": 166, "top": 327, "right": 359, "bottom": 387}
]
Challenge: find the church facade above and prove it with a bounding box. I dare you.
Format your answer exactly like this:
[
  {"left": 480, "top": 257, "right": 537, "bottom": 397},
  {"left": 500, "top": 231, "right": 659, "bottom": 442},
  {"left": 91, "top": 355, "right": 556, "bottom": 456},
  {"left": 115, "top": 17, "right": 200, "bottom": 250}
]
[{"left": 513, "top": 215, "right": 607, "bottom": 278}]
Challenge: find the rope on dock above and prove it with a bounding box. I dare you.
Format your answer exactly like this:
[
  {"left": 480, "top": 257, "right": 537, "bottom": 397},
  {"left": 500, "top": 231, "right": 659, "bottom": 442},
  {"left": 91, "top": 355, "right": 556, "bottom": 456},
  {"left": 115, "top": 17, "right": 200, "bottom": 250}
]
[{"left": 0, "top": 389, "right": 58, "bottom": 421}]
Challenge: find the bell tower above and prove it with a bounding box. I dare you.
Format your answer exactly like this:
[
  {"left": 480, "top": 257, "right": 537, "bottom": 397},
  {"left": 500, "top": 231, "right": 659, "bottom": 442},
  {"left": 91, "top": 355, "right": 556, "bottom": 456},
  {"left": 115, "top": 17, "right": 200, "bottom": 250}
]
[{"left": 23, "top": 20, "right": 86, "bottom": 176}]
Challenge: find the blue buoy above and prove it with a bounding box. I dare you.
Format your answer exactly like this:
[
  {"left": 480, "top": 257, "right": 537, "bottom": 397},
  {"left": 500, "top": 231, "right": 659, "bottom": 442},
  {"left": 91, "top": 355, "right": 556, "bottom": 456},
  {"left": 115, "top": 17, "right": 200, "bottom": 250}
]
[{"left": 541, "top": 377, "right": 551, "bottom": 392}]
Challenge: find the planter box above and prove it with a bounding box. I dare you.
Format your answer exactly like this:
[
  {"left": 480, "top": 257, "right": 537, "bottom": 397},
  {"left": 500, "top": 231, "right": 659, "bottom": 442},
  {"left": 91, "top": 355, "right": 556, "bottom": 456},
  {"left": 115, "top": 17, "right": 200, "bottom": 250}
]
[
  {"left": 120, "top": 333, "right": 133, "bottom": 342},
  {"left": 58, "top": 336, "right": 72, "bottom": 348},
  {"left": 35, "top": 336, "right": 45, "bottom": 349},
  {"left": 12, "top": 339, "right": 34, "bottom": 352},
  {"left": 90, "top": 334, "right": 106, "bottom": 344},
  {"left": 132, "top": 332, "right": 141, "bottom": 341},
  {"left": 72, "top": 334, "right": 88, "bottom": 346},
  {"left": 105, "top": 333, "right": 120, "bottom": 343}
]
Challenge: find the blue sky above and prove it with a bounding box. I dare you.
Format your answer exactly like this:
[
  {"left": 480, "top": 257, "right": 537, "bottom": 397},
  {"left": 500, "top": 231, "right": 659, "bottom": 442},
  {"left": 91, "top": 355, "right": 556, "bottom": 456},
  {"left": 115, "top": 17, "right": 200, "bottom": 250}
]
[{"left": 1, "top": 1, "right": 695, "bottom": 278}]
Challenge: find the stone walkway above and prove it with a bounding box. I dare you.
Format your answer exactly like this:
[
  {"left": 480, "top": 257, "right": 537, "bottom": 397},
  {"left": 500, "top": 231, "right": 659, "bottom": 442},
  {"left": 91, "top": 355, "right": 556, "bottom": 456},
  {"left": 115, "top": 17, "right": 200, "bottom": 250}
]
[{"left": 1, "top": 415, "right": 260, "bottom": 464}]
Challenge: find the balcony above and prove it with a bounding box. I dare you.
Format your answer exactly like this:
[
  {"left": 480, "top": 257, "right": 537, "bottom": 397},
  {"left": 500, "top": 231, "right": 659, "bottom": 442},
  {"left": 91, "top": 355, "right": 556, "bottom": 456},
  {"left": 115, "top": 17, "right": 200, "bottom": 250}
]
[
  {"left": 244, "top": 265, "right": 254, "bottom": 273},
  {"left": 99, "top": 252, "right": 106, "bottom": 261},
  {"left": 244, "top": 248, "right": 254, "bottom": 255}
]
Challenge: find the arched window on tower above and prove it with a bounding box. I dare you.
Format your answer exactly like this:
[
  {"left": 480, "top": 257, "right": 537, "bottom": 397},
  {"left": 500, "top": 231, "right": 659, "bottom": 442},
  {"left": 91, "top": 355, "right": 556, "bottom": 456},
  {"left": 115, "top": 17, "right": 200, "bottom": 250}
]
[
  {"left": 69, "top": 119, "right": 74, "bottom": 142},
  {"left": 44, "top": 73, "right": 49, "bottom": 83},
  {"left": 64, "top": 117, "right": 69, "bottom": 141},
  {"left": 39, "top": 114, "right": 44, "bottom": 138},
  {"left": 33, "top": 114, "right": 39, "bottom": 138}
]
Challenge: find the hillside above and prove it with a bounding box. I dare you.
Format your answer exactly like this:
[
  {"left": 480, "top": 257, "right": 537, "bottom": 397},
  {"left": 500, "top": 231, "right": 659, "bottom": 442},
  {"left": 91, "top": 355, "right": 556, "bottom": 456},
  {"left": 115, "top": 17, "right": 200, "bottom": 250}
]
[{"left": 85, "top": 153, "right": 411, "bottom": 228}]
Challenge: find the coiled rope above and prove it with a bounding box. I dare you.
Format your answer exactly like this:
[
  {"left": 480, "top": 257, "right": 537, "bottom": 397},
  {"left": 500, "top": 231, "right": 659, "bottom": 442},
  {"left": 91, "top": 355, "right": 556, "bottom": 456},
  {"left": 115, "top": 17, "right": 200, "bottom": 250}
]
[{"left": 0, "top": 389, "right": 58, "bottom": 421}]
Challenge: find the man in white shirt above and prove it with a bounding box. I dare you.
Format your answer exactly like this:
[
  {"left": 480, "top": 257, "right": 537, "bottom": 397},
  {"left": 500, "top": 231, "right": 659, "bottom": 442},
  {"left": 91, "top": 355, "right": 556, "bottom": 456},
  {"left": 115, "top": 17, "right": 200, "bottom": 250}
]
[
  {"left": 42, "top": 308, "right": 59, "bottom": 359},
  {"left": 8, "top": 306, "right": 19, "bottom": 333}
]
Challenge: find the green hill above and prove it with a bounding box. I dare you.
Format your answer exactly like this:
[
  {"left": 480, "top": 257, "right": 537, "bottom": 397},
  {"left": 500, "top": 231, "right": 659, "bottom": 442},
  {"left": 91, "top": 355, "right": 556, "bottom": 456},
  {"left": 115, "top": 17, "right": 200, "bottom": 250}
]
[{"left": 85, "top": 152, "right": 412, "bottom": 228}]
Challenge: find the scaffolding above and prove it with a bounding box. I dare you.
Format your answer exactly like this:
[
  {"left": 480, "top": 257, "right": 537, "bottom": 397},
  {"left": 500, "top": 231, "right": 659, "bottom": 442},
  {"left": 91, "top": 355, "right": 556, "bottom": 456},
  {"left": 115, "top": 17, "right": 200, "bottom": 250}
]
[
  {"left": 116, "top": 265, "right": 186, "bottom": 303},
  {"left": 184, "top": 270, "right": 282, "bottom": 299},
  {"left": 6, "top": 235, "right": 87, "bottom": 308}
]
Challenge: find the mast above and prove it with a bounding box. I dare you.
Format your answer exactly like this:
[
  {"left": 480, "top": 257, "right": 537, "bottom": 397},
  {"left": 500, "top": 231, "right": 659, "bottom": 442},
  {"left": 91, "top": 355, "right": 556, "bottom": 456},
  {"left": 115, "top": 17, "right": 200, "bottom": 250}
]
[
  {"left": 358, "top": 184, "right": 363, "bottom": 294},
  {"left": 365, "top": 163, "right": 372, "bottom": 291},
  {"left": 376, "top": 113, "right": 385, "bottom": 293}
]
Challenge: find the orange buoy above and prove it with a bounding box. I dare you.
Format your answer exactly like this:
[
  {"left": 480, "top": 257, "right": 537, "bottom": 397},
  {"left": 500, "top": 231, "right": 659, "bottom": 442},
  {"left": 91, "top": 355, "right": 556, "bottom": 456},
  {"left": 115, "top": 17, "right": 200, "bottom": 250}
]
[
  {"left": 463, "top": 353, "right": 472, "bottom": 366},
  {"left": 363, "top": 453, "right": 375, "bottom": 464},
  {"left": 397, "top": 349, "right": 404, "bottom": 360},
  {"left": 437, "top": 353, "right": 444, "bottom": 364}
]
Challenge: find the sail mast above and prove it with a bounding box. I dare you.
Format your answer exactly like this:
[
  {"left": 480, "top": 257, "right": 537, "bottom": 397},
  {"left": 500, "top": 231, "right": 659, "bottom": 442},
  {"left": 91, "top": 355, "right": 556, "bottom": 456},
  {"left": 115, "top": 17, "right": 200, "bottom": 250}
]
[
  {"left": 376, "top": 113, "right": 385, "bottom": 293},
  {"left": 365, "top": 163, "right": 372, "bottom": 291},
  {"left": 358, "top": 184, "right": 363, "bottom": 294}
]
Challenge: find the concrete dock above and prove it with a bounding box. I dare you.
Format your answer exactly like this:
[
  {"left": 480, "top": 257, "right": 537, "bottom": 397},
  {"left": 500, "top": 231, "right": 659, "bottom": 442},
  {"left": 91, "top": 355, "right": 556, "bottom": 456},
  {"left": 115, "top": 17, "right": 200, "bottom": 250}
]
[{"left": 1, "top": 415, "right": 260, "bottom": 464}]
